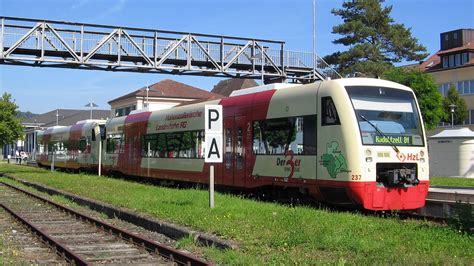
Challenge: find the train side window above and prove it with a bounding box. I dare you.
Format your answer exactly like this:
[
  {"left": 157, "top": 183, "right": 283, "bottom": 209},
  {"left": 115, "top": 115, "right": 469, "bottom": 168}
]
[
  {"left": 100, "top": 125, "right": 106, "bottom": 140},
  {"left": 79, "top": 138, "right": 87, "bottom": 152},
  {"left": 197, "top": 131, "right": 205, "bottom": 158},
  {"left": 141, "top": 131, "right": 205, "bottom": 159},
  {"left": 48, "top": 142, "right": 54, "bottom": 154},
  {"left": 86, "top": 136, "right": 92, "bottom": 153},
  {"left": 253, "top": 116, "right": 316, "bottom": 155},
  {"left": 236, "top": 127, "right": 243, "bottom": 169},
  {"left": 156, "top": 134, "right": 167, "bottom": 157},
  {"left": 322, "top": 97, "right": 340, "bottom": 126},
  {"left": 225, "top": 128, "right": 232, "bottom": 169},
  {"left": 92, "top": 129, "right": 96, "bottom": 141},
  {"left": 303, "top": 116, "right": 317, "bottom": 155},
  {"left": 253, "top": 121, "right": 262, "bottom": 154},
  {"left": 106, "top": 137, "right": 113, "bottom": 153},
  {"left": 253, "top": 118, "right": 296, "bottom": 155},
  {"left": 37, "top": 142, "right": 44, "bottom": 155},
  {"left": 106, "top": 133, "right": 124, "bottom": 154},
  {"left": 180, "top": 131, "right": 198, "bottom": 158},
  {"left": 142, "top": 134, "right": 157, "bottom": 157},
  {"left": 166, "top": 132, "right": 182, "bottom": 158},
  {"left": 118, "top": 134, "right": 125, "bottom": 153}
]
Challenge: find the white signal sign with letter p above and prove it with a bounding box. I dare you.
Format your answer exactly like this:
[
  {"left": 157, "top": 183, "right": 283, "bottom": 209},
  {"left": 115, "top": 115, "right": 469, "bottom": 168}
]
[
  {"left": 205, "top": 105, "right": 223, "bottom": 163},
  {"left": 205, "top": 105, "right": 222, "bottom": 134}
]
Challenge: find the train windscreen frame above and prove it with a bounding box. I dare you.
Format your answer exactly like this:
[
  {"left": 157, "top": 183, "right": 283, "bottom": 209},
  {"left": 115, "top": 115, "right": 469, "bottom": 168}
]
[{"left": 345, "top": 86, "right": 424, "bottom": 147}]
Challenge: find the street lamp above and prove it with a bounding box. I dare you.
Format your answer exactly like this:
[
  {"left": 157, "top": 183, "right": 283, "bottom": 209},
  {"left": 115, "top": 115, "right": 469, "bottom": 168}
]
[
  {"left": 449, "top": 103, "right": 457, "bottom": 128},
  {"left": 85, "top": 101, "right": 99, "bottom": 119},
  {"left": 54, "top": 110, "right": 64, "bottom": 126}
]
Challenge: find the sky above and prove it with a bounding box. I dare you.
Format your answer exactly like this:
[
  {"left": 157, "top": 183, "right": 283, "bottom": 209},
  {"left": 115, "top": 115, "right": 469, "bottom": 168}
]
[{"left": 0, "top": 0, "right": 473, "bottom": 114}]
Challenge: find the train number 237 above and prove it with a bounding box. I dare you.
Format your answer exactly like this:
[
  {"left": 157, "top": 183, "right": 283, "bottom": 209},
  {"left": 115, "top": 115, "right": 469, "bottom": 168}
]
[{"left": 351, "top": 174, "right": 362, "bottom": 180}]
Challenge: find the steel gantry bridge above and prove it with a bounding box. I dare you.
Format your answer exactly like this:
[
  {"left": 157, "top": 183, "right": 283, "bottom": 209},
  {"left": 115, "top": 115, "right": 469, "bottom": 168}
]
[{"left": 0, "top": 17, "right": 340, "bottom": 83}]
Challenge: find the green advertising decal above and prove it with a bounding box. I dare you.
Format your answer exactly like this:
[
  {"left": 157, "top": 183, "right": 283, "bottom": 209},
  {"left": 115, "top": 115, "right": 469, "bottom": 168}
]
[{"left": 320, "top": 141, "right": 349, "bottom": 178}]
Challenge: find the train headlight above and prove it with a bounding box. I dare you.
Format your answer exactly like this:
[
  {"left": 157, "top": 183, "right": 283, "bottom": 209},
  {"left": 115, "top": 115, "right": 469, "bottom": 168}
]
[
  {"left": 420, "top": 151, "right": 425, "bottom": 157},
  {"left": 365, "top": 149, "right": 372, "bottom": 156},
  {"left": 420, "top": 158, "right": 425, "bottom": 163},
  {"left": 366, "top": 157, "right": 372, "bottom": 162}
]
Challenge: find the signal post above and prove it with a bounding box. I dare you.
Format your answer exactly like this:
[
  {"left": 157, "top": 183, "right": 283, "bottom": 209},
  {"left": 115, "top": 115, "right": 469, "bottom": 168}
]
[{"left": 204, "top": 105, "right": 223, "bottom": 208}]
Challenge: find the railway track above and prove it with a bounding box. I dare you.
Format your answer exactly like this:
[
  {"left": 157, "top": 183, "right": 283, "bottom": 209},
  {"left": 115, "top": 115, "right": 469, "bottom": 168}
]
[
  {"left": 0, "top": 182, "right": 208, "bottom": 265},
  {"left": 0, "top": 207, "right": 66, "bottom": 264},
  {"left": 2, "top": 167, "right": 472, "bottom": 240}
]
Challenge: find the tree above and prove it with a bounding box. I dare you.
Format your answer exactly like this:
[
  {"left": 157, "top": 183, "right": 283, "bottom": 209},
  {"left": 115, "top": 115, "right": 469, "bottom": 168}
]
[
  {"left": 324, "top": 0, "right": 428, "bottom": 77},
  {"left": 0, "top": 93, "right": 24, "bottom": 147},
  {"left": 383, "top": 67, "right": 444, "bottom": 130},
  {"left": 443, "top": 86, "right": 468, "bottom": 126},
  {"left": 16, "top": 111, "right": 38, "bottom": 120}
]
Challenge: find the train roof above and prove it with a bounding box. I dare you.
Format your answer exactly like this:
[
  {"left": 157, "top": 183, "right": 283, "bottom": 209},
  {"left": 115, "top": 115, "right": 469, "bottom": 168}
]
[
  {"left": 38, "top": 120, "right": 104, "bottom": 139},
  {"left": 332, "top": 78, "right": 413, "bottom": 92},
  {"left": 75, "top": 119, "right": 107, "bottom": 125},
  {"left": 105, "top": 78, "right": 416, "bottom": 130},
  {"left": 229, "top": 83, "right": 301, "bottom": 97}
]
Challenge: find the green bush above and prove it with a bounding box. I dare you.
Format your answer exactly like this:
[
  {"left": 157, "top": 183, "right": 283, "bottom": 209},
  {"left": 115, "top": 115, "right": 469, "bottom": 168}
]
[{"left": 449, "top": 201, "right": 473, "bottom": 235}]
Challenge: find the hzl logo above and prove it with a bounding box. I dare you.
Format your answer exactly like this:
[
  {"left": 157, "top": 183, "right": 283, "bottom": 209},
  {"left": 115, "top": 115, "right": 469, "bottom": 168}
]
[{"left": 396, "top": 152, "right": 420, "bottom": 162}]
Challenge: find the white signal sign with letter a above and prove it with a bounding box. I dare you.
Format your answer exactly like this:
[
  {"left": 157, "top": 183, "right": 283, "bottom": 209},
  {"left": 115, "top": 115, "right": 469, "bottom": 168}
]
[
  {"left": 205, "top": 134, "right": 223, "bottom": 163},
  {"left": 205, "top": 105, "right": 223, "bottom": 163}
]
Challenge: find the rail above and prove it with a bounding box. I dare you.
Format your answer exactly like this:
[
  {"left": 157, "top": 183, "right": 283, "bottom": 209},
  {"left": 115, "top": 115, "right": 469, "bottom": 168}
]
[
  {"left": 0, "top": 181, "right": 209, "bottom": 266},
  {"left": 0, "top": 202, "right": 90, "bottom": 266}
]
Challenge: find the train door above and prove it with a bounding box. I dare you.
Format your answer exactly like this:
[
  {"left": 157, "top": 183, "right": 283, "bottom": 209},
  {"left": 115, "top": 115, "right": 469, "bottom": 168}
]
[
  {"left": 223, "top": 118, "right": 234, "bottom": 185},
  {"left": 222, "top": 116, "right": 246, "bottom": 187},
  {"left": 122, "top": 123, "right": 142, "bottom": 176},
  {"left": 127, "top": 134, "right": 141, "bottom": 175}
]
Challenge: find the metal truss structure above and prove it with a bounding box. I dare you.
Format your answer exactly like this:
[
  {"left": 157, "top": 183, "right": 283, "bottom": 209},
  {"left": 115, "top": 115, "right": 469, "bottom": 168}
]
[{"left": 0, "top": 17, "right": 340, "bottom": 83}]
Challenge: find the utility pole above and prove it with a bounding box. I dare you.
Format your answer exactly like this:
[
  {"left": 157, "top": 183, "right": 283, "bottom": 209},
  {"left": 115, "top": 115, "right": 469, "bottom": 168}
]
[
  {"left": 146, "top": 84, "right": 149, "bottom": 109},
  {"left": 312, "top": 0, "right": 317, "bottom": 78}
]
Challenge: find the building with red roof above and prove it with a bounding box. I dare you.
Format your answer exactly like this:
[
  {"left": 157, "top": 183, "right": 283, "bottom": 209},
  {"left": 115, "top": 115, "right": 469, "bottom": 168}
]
[
  {"left": 108, "top": 79, "right": 223, "bottom": 117},
  {"left": 416, "top": 29, "right": 474, "bottom": 130}
]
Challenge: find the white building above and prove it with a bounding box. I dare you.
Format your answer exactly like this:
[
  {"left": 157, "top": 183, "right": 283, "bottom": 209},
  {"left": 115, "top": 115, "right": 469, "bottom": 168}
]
[{"left": 429, "top": 127, "right": 474, "bottom": 178}]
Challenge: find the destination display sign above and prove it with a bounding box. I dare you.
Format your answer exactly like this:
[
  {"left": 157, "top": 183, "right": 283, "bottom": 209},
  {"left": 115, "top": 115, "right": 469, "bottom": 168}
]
[{"left": 374, "top": 135, "right": 412, "bottom": 145}]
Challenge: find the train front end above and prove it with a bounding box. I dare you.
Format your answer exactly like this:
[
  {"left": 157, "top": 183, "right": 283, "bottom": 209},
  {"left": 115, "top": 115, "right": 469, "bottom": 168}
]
[{"left": 318, "top": 78, "right": 429, "bottom": 210}]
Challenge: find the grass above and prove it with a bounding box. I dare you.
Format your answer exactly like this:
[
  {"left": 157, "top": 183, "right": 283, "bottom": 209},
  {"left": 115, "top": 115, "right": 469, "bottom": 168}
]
[
  {"left": 0, "top": 210, "right": 7, "bottom": 265},
  {"left": 0, "top": 209, "right": 23, "bottom": 265},
  {"left": 1, "top": 163, "right": 473, "bottom": 264},
  {"left": 430, "top": 176, "right": 474, "bottom": 187}
]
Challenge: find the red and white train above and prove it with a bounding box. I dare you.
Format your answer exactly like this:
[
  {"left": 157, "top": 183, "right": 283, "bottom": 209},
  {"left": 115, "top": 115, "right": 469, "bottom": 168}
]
[{"left": 37, "top": 78, "right": 429, "bottom": 210}]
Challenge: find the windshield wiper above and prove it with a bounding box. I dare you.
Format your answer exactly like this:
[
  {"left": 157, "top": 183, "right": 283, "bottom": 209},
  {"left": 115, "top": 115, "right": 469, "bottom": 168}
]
[{"left": 358, "top": 114, "right": 400, "bottom": 153}]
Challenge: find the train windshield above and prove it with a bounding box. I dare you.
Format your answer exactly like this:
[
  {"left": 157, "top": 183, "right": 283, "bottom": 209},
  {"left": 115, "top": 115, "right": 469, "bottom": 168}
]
[{"left": 345, "top": 86, "right": 424, "bottom": 146}]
